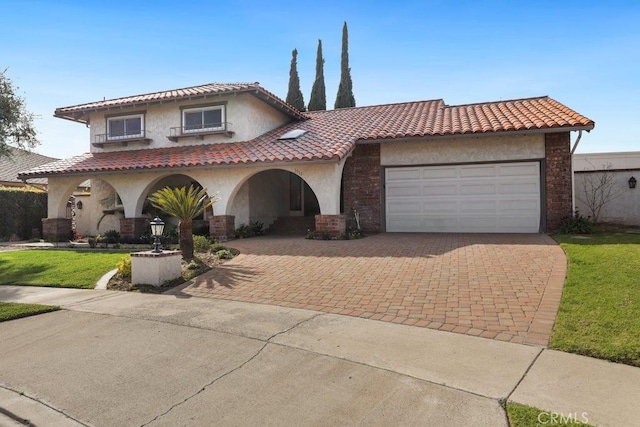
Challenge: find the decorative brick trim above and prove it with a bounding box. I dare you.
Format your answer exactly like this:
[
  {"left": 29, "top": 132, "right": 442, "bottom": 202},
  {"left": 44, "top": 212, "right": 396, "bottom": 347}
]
[
  {"left": 120, "top": 217, "right": 148, "bottom": 240},
  {"left": 130, "top": 250, "right": 181, "bottom": 258},
  {"left": 342, "top": 144, "right": 381, "bottom": 233},
  {"left": 42, "top": 218, "right": 72, "bottom": 242},
  {"left": 315, "top": 214, "right": 346, "bottom": 238},
  {"left": 210, "top": 215, "right": 235, "bottom": 241},
  {"left": 545, "top": 132, "right": 572, "bottom": 232}
]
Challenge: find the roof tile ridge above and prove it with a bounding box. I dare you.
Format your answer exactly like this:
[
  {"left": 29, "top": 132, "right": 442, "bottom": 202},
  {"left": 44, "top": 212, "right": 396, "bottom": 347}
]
[
  {"left": 305, "top": 99, "right": 445, "bottom": 115},
  {"left": 444, "top": 95, "right": 550, "bottom": 109},
  {"left": 57, "top": 82, "right": 261, "bottom": 111}
]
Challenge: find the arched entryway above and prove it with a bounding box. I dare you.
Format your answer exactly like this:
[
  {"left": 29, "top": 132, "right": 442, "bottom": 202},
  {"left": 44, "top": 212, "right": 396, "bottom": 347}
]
[{"left": 228, "top": 169, "right": 320, "bottom": 234}]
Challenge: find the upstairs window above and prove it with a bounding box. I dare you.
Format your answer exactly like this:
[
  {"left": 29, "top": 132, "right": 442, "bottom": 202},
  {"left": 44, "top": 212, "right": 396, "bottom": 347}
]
[
  {"left": 182, "top": 105, "right": 225, "bottom": 133},
  {"left": 107, "top": 114, "right": 143, "bottom": 140}
]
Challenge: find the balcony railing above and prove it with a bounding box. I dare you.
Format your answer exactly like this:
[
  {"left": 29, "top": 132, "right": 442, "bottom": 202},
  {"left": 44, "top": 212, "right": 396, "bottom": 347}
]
[
  {"left": 93, "top": 130, "right": 152, "bottom": 148},
  {"left": 168, "top": 122, "right": 234, "bottom": 142}
]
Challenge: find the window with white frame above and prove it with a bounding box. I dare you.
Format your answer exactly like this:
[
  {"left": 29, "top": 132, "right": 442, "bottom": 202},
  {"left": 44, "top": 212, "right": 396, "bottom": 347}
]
[
  {"left": 107, "top": 114, "right": 144, "bottom": 140},
  {"left": 182, "top": 105, "right": 224, "bottom": 133}
]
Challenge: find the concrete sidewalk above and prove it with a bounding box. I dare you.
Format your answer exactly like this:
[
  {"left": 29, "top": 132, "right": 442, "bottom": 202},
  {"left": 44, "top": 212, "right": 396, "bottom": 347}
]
[{"left": 0, "top": 286, "right": 638, "bottom": 426}]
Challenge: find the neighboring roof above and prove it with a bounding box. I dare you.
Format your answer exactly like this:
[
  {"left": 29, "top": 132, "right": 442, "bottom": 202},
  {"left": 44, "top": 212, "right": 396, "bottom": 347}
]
[
  {"left": 20, "top": 96, "right": 594, "bottom": 178},
  {"left": 54, "top": 82, "right": 306, "bottom": 123},
  {"left": 0, "top": 147, "right": 58, "bottom": 185}
]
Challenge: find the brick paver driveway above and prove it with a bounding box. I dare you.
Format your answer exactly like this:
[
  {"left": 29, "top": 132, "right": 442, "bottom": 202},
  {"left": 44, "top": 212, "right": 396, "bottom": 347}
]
[{"left": 172, "top": 233, "right": 566, "bottom": 346}]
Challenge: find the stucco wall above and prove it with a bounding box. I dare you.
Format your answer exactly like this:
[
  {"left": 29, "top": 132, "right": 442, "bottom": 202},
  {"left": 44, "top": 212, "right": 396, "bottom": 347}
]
[
  {"left": 247, "top": 170, "right": 289, "bottom": 228},
  {"left": 574, "top": 152, "right": 640, "bottom": 225},
  {"left": 73, "top": 178, "right": 122, "bottom": 236},
  {"left": 380, "top": 134, "right": 545, "bottom": 165},
  {"left": 88, "top": 93, "right": 291, "bottom": 153}
]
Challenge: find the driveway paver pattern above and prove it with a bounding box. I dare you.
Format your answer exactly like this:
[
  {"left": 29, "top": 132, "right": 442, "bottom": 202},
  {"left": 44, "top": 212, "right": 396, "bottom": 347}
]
[{"left": 173, "top": 233, "right": 566, "bottom": 345}]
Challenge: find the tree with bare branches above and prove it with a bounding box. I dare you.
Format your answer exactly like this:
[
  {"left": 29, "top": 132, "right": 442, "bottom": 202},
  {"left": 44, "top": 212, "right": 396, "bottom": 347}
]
[{"left": 577, "top": 162, "right": 622, "bottom": 223}]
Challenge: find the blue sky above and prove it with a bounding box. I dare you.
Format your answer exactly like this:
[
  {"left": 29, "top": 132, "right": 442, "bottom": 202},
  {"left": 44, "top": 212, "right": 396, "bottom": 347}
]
[{"left": 2, "top": 0, "right": 639, "bottom": 158}]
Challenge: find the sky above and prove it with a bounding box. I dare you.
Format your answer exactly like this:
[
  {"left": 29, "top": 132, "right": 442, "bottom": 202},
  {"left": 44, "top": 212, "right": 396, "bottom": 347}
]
[{"left": 2, "top": 0, "right": 639, "bottom": 159}]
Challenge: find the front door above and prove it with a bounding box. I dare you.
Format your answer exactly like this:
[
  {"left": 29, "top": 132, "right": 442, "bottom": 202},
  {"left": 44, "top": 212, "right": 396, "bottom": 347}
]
[{"left": 289, "top": 174, "right": 304, "bottom": 216}]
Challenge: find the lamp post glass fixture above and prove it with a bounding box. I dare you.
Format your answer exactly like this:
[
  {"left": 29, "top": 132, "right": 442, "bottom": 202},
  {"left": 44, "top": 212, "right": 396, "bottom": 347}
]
[{"left": 150, "top": 217, "right": 165, "bottom": 253}]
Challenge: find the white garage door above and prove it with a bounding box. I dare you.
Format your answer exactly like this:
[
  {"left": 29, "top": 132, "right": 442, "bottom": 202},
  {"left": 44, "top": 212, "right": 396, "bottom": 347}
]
[{"left": 385, "top": 162, "right": 541, "bottom": 233}]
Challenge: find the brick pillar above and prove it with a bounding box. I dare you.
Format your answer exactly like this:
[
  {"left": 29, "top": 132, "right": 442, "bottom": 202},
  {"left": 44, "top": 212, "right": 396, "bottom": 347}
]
[
  {"left": 342, "top": 144, "right": 382, "bottom": 233},
  {"left": 210, "top": 215, "right": 235, "bottom": 241},
  {"left": 545, "top": 132, "right": 573, "bottom": 232},
  {"left": 315, "top": 214, "right": 346, "bottom": 238},
  {"left": 120, "top": 217, "right": 148, "bottom": 240},
  {"left": 42, "top": 218, "right": 72, "bottom": 242}
]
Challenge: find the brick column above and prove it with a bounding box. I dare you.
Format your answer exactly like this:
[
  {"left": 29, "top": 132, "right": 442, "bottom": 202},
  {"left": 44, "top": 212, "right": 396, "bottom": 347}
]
[
  {"left": 120, "top": 217, "right": 148, "bottom": 240},
  {"left": 42, "top": 218, "right": 72, "bottom": 242},
  {"left": 210, "top": 215, "right": 235, "bottom": 241},
  {"left": 545, "top": 132, "right": 573, "bottom": 232},
  {"left": 342, "top": 144, "right": 382, "bottom": 233},
  {"left": 315, "top": 214, "right": 346, "bottom": 238}
]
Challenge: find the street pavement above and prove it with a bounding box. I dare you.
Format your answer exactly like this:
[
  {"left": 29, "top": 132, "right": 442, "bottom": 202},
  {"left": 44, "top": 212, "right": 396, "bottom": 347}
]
[{"left": 0, "top": 286, "right": 638, "bottom": 427}]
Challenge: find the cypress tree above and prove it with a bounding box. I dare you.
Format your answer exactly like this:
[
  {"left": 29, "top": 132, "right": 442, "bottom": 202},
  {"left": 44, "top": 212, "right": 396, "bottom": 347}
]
[
  {"left": 335, "top": 22, "right": 356, "bottom": 109},
  {"left": 285, "top": 49, "right": 305, "bottom": 111},
  {"left": 308, "top": 39, "right": 327, "bottom": 111}
]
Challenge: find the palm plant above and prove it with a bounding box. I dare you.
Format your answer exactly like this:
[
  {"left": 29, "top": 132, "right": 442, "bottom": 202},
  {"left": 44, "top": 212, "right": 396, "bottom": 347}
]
[{"left": 147, "top": 185, "right": 215, "bottom": 260}]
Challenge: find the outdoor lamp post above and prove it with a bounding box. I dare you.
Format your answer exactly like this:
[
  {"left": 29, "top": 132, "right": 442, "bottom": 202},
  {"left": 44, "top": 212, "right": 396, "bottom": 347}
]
[
  {"left": 150, "top": 217, "right": 165, "bottom": 253},
  {"left": 629, "top": 176, "right": 637, "bottom": 189}
]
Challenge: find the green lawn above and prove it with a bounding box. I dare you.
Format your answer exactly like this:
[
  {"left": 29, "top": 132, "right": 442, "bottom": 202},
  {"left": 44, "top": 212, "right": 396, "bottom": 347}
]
[
  {"left": 0, "top": 302, "right": 60, "bottom": 322},
  {"left": 0, "top": 250, "right": 126, "bottom": 289},
  {"left": 551, "top": 233, "right": 640, "bottom": 367},
  {"left": 506, "top": 402, "right": 595, "bottom": 427}
]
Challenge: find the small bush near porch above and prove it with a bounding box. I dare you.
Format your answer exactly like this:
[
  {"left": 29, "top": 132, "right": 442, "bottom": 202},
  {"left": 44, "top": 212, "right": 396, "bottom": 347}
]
[
  {"left": 0, "top": 250, "right": 126, "bottom": 289},
  {"left": 551, "top": 233, "right": 640, "bottom": 367}
]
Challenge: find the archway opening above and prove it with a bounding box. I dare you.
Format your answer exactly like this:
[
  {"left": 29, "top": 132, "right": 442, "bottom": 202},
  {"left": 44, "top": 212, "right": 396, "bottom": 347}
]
[{"left": 229, "top": 169, "right": 320, "bottom": 234}]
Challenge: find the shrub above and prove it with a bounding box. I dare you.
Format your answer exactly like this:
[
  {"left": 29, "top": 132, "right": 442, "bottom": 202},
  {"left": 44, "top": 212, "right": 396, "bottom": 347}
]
[
  {"left": 116, "top": 256, "right": 132, "bottom": 277},
  {"left": 559, "top": 211, "right": 594, "bottom": 234},
  {"left": 88, "top": 237, "right": 97, "bottom": 248},
  {"left": 103, "top": 229, "right": 121, "bottom": 243},
  {"left": 216, "top": 249, "right": 233, "bottom": 259},
  {"left": 210, "top": 243, "right": 228, "bottom": 253},
  {"left": 193, "top": 234, "right": 211, "bottom": 253},
  {"left": 234, "top": 221, "right": 264, "bottom": 238},
  {"left": 0, "top": 187, "right": 47, "bottom": 241}
]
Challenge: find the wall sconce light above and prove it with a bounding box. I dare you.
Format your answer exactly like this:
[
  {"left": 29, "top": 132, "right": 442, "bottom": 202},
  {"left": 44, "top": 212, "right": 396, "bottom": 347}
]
[
  {"left": 629, "top": 177, "right": 637, "bottom": 189},
  {"left": 76, "top": 201, "right": 83, "bottom": 210}
]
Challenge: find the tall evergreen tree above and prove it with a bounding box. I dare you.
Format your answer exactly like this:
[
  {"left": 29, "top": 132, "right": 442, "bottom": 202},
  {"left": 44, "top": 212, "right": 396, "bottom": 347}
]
[
  {"left": 335, "top": 22, "right": 356, "bottom": 109},
  {"left": 285, "top": 49, "right": 305, "bottom": 111},
  {"left": 308, "top": 39, "right": 326, "bottom": 111}
]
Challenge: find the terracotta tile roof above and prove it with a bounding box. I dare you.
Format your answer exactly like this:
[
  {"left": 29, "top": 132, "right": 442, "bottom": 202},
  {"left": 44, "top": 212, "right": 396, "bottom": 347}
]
[
  {"left": 54, "top": 82, "right": 306, "bottom": 123},
  {"left": 19, "top": 96, "right": 594, "bottom": 178}
]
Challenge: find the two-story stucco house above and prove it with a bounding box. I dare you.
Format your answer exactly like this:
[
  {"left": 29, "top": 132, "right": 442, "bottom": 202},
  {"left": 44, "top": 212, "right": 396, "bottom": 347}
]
[{"left": 19, "top": 82, "right": 594, "bottom": 241}]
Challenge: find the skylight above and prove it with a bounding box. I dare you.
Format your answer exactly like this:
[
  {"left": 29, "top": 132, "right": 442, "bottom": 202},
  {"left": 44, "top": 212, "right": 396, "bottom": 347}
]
[{"left": 278, "top": 129, "right": 307, "bottom": 140}]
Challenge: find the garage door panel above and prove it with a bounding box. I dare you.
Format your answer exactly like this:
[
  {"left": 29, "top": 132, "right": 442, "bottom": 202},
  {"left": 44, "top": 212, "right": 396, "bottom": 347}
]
[
  {"left": 422, "top": 200, "right": 458, "bottom": 213},
  {"left": 387, "top": 184, "right": 422, "bottom": 197},
  {"left": 387, "top": 168, "right": 422, "bottom": 181},
  {"left": 422, "top": 183, "right": 457, "bottom": 196},
  {"left": 387, "top": 200, "right": 422, "bottom": 214},
  {"left": 386, "top": 162, "right": 540, "bottom": 233},
  {"left": 422, "top": 167, "right": 457, "bottom": 179},
  {"left": 499, "top": 182, "right": 538, "bottom": 195},
  {"left": 459, "top": 200, "right": 497, "bottom": 212},
  {"left": 460, "top": 165, "right": 498, "bottom": 178},
  {"left": 459, "top": 183, "right": 497, "bottom": 195},
  {"left": 499, "top": 163, "right": 538, "bottom": 176}
]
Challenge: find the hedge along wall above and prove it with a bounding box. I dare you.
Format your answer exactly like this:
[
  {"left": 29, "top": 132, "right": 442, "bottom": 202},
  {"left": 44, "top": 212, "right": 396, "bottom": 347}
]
[{"left": 0, "top": 187, "right": 48, "bottom": 241}]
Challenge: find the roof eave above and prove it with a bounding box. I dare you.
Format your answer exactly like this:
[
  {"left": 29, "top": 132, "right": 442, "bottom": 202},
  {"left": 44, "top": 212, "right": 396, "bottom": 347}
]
[{"left": 356, "top": 124, "right": 595, "bottom": 144}]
